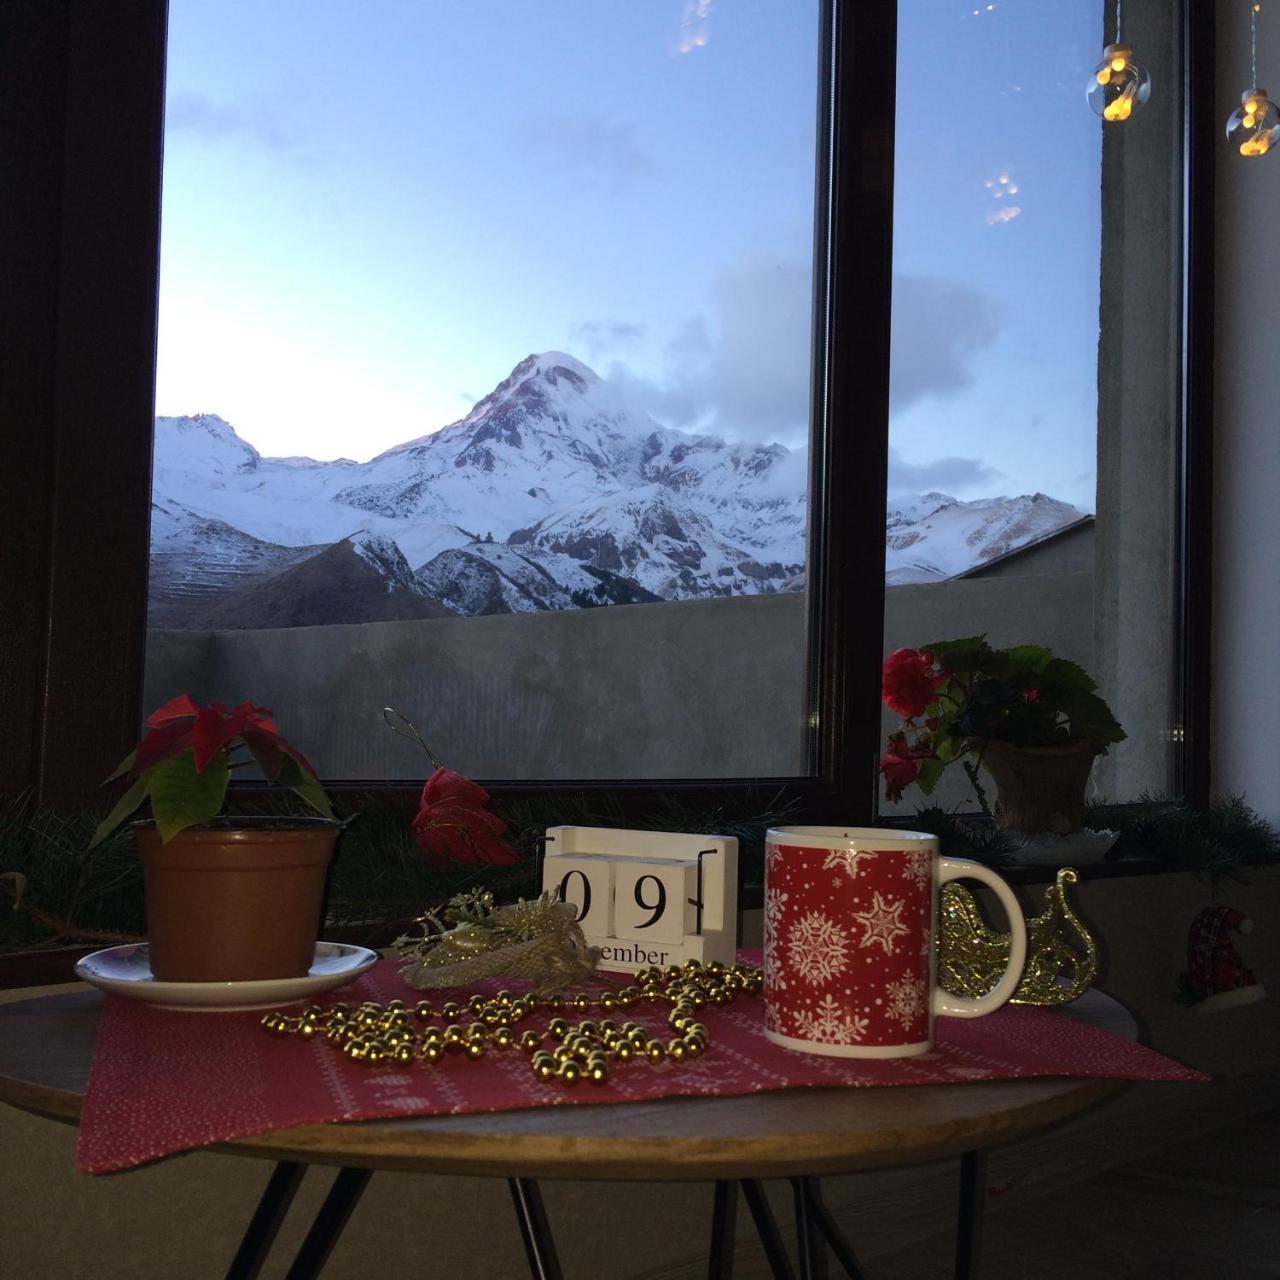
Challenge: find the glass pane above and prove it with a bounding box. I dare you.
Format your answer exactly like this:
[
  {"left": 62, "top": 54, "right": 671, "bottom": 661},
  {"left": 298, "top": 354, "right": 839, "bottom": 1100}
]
[
  {"left": 879, "top": 0, "right": 1180, "bottom": 821},
  {"left": 145, "top": 1, "right": 821, "bottom": 781}
]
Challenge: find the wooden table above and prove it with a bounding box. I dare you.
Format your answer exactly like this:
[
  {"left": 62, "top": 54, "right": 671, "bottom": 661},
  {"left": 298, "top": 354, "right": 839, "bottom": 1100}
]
[{"left": 0, "top": 988, "right": 1129, "bottom": 1280}]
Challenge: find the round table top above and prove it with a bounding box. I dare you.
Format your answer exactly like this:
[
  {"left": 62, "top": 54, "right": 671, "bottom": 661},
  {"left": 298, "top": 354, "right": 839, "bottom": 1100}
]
[{"left": 0, "top": 987, "right": 1127, "bottom": 1182}]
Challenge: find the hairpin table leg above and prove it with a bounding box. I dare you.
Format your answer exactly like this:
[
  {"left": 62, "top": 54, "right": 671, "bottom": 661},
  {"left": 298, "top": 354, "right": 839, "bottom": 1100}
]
[
  {"left": 225, "top": 1161, "right": 306, "bottom": 1280},
  {"left": 955, "top": 1149, "right": 988, "bottom": 1280},
  {"left": 707, "top": 1180, "right": 739, "bottom": 1279},
  {"left": 741, "top": 1179, "right": 797, "bottom": 1279},
  {"left": 283, "top": 1166, "right": 372, "bottom": 1280},
  {"left": 790, "top": 1176, "right": 828, "bottom": 1280},
  {"left": 791, "top": 1177, "right": 869, "bottom": 1280},
  {"left": 508, "top": 1177, "right": 564, "bottom": 1280}
]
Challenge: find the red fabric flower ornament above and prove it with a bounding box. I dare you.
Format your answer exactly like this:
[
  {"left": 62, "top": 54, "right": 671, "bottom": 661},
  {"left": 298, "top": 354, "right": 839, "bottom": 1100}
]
[
  {"left": 412, "top": 767, "right": 517, "bottom": 867},
  {"left": 881, "top": 648, "right": 943, "bottom": 719}
]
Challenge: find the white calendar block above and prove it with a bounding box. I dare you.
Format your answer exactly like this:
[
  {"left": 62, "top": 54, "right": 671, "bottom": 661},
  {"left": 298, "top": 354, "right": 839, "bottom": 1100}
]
[
  {"left": 546, "top": 855, "right": 615, "bottom": 938},
  {"left": 540, "top": 825, "right": 738, "bottom": 975},
  {"left": 611, "top": 858, "right": 698, "bottom": 944}
]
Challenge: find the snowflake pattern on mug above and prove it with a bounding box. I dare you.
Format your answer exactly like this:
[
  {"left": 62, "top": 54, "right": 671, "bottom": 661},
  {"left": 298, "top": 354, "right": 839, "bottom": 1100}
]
[
  {"left": 786, "top": 911, "right": 850, "bottom": 986},
  {"left": 821, "top": 849, "right": 875, "bottom": 882},
  {"left": 765, "top": 841, "right": 936, "bottom": 1050},
  {"left": 901, "top": 848, "right": 934, "bottom": 890},
  {"left": 884, "top": 974, "right": 928, "bottom": 1029},
  {"left": 793, "top": 994, "right": 868, "bottom": 1044},
  {"left": 851, "top": 892, "right": 910, "bottom": 955}
]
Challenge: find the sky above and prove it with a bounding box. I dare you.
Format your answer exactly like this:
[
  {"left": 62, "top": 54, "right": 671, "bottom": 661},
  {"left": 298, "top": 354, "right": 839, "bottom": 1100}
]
[{"left": 155, "top": 0, "right": 1104, "bottom": 510}]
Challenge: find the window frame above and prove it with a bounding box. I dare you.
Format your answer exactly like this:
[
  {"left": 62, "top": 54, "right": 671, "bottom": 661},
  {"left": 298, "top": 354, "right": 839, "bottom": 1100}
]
[{"left": 1, "top": 0, "right": 1214, "bottom": 825}]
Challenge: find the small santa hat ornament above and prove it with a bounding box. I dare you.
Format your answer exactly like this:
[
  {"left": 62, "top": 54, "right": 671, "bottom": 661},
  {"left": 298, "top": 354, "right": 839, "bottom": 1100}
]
[{"left": 1179, "top": 906, "right": 1267, "bottom": 1013}]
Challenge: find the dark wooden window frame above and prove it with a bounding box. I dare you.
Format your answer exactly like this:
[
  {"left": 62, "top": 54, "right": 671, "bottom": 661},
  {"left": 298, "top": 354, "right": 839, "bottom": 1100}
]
[{"left": 0, "top": 1, "right": 1213, "bottom": 821}]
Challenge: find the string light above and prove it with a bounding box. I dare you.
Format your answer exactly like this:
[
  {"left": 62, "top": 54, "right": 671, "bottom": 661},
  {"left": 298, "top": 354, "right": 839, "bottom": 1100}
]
[
  {"left": 1227, "top": 3, "right": 1280, "bottom": 158},
  {"left": 1087, "top": 0, "right": 1151, "bottom": 122}
]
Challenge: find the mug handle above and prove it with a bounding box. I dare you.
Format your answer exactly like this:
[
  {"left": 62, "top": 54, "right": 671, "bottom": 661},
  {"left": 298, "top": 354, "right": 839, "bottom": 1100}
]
[{"left": 932, "top": 857, "right": 1028, "bottom": 1018}]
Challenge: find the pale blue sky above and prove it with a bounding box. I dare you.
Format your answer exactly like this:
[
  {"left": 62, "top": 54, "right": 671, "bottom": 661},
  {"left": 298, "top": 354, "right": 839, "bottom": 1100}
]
[{"left": 155, "top": 0, "right": 1104, "bottom": 509}]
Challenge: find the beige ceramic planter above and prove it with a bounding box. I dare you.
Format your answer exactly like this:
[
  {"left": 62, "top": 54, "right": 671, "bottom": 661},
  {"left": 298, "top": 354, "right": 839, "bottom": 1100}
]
[
  {"left": 135, "top": 818, "right": 336, "bottom": 982},
  {"left": 981, "top": 739, "right": 1100, "bottom": 835}
]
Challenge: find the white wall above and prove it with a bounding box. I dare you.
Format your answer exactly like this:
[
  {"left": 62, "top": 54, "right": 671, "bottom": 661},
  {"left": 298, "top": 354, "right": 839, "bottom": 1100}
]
[{"left": 1213, "top": 6, "right": 1280, "bottom": 826}]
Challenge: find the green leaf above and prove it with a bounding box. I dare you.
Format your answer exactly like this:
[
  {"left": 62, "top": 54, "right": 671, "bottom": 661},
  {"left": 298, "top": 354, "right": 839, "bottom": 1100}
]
[
  {"left": 1003, "top": 645, "right": 1054, "bottom": 675},
  {"left": 101, "top": 748, "right": 137, "bottom": 786},
  {"left": 1056, "top": 688, "right": 1126, "bottom": 747},
  {"left": 87, "top": 773, "right": 150, "bottom": 849},
  {"left": 277, "top": 753, "right": 335, "bottom": 820},
  {"left": 148, "top": 750, "right": 230, "bottom": 843},
  {"left": 1039, "top": 656, "right": 1098, "bottom": 693},
  {"left": 915, "top": 756, "right": 946, "bottom": 795},
  {"left": 925, "top": 635, "right": 993, "bottom": 673}
]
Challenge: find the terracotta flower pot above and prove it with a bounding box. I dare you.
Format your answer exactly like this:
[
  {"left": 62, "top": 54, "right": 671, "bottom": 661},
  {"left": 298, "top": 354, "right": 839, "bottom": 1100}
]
[
  {"left": 135, "top": 817, "right": 337, "bottom": 982},
  {"left": 980, "top": 739, "right": 1100, "bottom": 835}
]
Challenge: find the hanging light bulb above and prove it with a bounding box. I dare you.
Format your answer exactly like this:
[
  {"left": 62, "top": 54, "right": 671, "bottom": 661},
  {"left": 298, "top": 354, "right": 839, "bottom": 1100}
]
[
  {"left": 1087, "top": 2, "right": 1151, "bottom": 122},
  {"left": 1227, "top": 6, "right": 1280, "bottom": 157}
]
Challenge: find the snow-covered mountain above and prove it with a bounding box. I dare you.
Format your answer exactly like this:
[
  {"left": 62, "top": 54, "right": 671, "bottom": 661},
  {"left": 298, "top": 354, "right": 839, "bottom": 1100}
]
[{"left": 148, "top": 353, "right": 1087, "bottom": 627}]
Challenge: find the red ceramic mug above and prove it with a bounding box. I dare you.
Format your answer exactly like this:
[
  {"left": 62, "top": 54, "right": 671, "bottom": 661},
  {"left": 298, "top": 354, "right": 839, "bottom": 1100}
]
[{"left": 763, "top": 826, "right": 1027, "bottom": 1058}]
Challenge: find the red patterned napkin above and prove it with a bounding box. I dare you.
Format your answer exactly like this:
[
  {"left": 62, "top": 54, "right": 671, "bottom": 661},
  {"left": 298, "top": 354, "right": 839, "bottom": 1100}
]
[{"left": 78, "top": 958, "right": 1205, "bottom": 1174}]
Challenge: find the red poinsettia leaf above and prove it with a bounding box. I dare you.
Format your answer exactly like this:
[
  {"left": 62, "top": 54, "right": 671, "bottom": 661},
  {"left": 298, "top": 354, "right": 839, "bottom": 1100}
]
[
  {"left": 144, "top": 694, "right": 201, "bottom": 728},
  {"left": 276, "top": 739, "right": 322, "bottom": 786},
  {"left": 192, "top": 704, "right": 250, "bottom": 773},
  {"left": 228, "top": 700, "right": 278, "bottom": 735},
  {"left": 241, "top": 727, "right": 284, "bottom": 782},
  {"left": 132, "top": 720, "right": 196, "bottom": 775}
]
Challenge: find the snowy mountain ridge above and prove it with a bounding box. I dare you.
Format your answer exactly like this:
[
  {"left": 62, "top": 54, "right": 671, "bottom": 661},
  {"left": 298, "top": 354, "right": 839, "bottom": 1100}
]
[{"left": 149, "top": 353, "right": 1086, "bottom": 625}]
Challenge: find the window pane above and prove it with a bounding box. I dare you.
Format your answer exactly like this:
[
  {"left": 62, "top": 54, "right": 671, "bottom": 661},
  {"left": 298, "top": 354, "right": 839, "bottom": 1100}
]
[
  {"left": 145, "top": 1, "right": 821, "bottom": 781},
  {"left": 880, "top": 0, "right": 1180, "bottom": 817}
]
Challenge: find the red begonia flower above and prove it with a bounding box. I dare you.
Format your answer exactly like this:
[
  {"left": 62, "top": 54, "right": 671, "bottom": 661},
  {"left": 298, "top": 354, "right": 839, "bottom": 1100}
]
[
  {"left": 878, "top": 732, "right": 937, "bottom": 803},
  {"left": 412, "top": 767, "right": 517, "bottom": 866},
  {"left": 881, "top": 648, "right": 943, "bottom": 719}
]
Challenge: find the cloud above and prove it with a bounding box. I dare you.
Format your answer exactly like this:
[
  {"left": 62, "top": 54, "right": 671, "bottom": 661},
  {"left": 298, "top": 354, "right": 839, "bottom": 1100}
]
[
  {"left": 569, "top": 319, "right": 647, "bottom": 361},
  {"left": 887, "top": 449, "right": 1001, "bottom": 496},
  {"left": 166, "top": 90, "right": 301, "bottom": 153},
  {"left": 593, "top": 264, "right": 998, "bottom": 447},
  {"left": 676, "top": 0, "right": 713, "bottom": 54},
  {"left": 889, "top": 274, "right": 1000, "bottom": 413},
  {"left": 518, "top": 116, "right": 655, "bottom": 181}
]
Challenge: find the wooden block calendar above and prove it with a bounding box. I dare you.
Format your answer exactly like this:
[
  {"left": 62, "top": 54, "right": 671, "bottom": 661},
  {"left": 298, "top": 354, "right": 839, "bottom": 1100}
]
[{"left": 540, "top": 826, "right": 739, "bottom": 974}]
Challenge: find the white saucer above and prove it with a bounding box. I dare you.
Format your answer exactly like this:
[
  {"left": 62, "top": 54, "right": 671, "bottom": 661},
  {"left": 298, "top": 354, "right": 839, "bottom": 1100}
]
[{"left": 74, "top": 942, "right": 379, "bottom": 1012}]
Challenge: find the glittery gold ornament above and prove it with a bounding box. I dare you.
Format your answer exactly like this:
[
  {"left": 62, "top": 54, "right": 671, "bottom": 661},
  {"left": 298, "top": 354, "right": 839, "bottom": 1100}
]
[{"left": 939, "top": 866, "right": 1098, "bottom": 1006}]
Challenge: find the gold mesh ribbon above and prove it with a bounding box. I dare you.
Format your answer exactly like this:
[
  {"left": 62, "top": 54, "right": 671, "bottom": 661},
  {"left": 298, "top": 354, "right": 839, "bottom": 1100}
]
[{"left": 394, "top": 889, "right": 601, "bottom": 993}]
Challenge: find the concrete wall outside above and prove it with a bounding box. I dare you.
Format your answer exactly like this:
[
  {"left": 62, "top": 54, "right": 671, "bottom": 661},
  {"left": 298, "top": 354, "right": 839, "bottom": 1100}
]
[{"left": 145, "top": 572, "right": 1096, "bottom": 791}]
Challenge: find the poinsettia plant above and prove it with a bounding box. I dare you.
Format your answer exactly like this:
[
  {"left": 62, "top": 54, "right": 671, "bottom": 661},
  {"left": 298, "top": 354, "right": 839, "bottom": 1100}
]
[
  {"left": 878, "top": 636, "right": 1125, "bottom": 806},
  {"left": 89, "top": 695, "right": 334, "bottom": 847}
]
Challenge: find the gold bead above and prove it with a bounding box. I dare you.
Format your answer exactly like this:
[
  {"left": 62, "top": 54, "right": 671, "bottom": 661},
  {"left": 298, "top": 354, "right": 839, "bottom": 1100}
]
[
  {"left": 392, "top": 1042, "right": 414, "bottom": 1064},
  {"left": 534, "top": 1059, "right": 557, "bottom": 1082},
  {"left": 558, "top": 1061, "right": 583, "bottom": 1085},
  {"left": 571, "top": 994, "right": 591, "bottom": 1012},
  {"left": 577, "top": 1019, "right": 598, "bottom": 1036},
  {"left": 548, "top": 1018, "right": 570, "bottom": 1040},
  {"left": 683, "top": 1036, "right": 706, "bottom": 1058},
  {"left": 464, "top": 1039, "right": 487, "bottom": 1060},
  {"left": 587, "top": 1061, "right": 610, "bottom": 1085},
  {"left": 546, "top": 995, "right": 565, "bottom": 1011},
  {"left": 495, "top": 990, "right": 514, "bottom": 1006},
  {"left": 414, "top": 1001, "right": 434, "bottom": 1019},
  {"left": 386, "top": 999, "right": 406, "bottom": 1013},
  {"left": 419, "top": 1043, "right": 444, "bottom": 1064},
  {"left": 493, "top": 1025, "right": 515, "bottom": 1048},
  {"left": 646, "top": 1041, "right": 666, "bottom": 1064},
  {"left": 519, "top": 1030, "right": 543, "bottom": 1053},
  {"left": 667, "top": 1039, "right": 687, "bottom": 1062},
  {"left": 441, "top": 1001, "right": 462, "bottom": 1020},
  {"left": 614, "top": 1041, "right": 633, "bottom": 1061},
  {"left": 552, "top": 1045, "right": 575, "bottom": 1063}
]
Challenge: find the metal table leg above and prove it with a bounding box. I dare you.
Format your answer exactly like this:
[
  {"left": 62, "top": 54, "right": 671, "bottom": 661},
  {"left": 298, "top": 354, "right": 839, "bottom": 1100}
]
[
  {"left": 791, "top": 1177, "right": 870, "bottom": 1280},
  {"left": 707, "top": 1180, "right": 739, "bottom": 1280},
  {"left": 955, "top": 1149, "right": 988, "bottom": 1280},
  {"left": 283, "top": 1166, "right": 372, "bottom": 1280},
  {"left": 226, "top": 1161, "right": 307, "bottom": 1280},
  {"left": 508, "top": 1177, "right": 564, "bottom": 1280},
  {"left": 741, "top": 1179, "right": 797, "bottom": 1279}
]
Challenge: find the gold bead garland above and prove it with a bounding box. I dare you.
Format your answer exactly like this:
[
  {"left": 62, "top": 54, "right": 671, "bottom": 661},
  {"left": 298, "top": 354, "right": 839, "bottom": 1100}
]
[{"left": 261, "top": 959, "right": 763, "bottom": 1087}]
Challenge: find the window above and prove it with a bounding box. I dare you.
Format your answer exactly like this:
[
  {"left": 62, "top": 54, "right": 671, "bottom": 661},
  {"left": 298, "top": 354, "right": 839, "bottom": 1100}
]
[{"left": 3, "top": 1, "right": 1211, "bottom": 822}]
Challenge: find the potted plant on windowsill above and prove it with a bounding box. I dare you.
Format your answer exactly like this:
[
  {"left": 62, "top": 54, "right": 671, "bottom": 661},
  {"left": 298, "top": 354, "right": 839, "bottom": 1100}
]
[
  {"left": 879, "top": 637, "right": 1125, "bottom": 835},
  {"left": 89, "top": 695, "right": 339, "bottom": 982}
]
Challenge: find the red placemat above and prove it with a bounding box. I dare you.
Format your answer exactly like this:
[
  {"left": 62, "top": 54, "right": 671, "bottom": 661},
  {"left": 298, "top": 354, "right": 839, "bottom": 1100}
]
[{"left": 77, "top": 958, "right": 1205, "bottom": 1174}]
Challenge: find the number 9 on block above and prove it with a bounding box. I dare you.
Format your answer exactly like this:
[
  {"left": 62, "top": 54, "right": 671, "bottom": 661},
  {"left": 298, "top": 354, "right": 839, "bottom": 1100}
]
[{"left": 612, "top": 861, "right": 697, "bottom": 944}]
